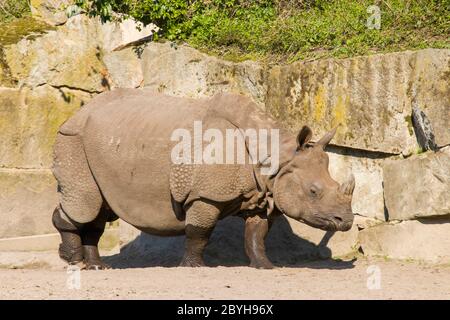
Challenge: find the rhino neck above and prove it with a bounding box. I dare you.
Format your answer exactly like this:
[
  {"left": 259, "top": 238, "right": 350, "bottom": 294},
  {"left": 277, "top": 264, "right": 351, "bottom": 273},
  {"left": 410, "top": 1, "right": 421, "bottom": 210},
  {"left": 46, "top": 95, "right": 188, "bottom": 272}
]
[
  {"left": 277, "top": 129, "right": 298, "bottom": 167},
  {"left": 249, "top": 129, "right": 296, "bottom": 217}
]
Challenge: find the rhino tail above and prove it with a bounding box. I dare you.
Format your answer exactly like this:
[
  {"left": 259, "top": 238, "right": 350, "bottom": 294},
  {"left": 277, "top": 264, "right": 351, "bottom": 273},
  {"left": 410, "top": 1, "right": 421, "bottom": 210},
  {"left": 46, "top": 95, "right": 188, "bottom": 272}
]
[{"left": 58, "top": 107, "right": 91, "bottom": 136}]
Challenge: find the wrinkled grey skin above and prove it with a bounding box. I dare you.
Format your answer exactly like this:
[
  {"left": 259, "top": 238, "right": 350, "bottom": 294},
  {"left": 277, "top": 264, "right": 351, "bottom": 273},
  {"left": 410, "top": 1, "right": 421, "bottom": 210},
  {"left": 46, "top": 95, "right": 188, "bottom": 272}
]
[{"left": 52, "top": 88, "right": 355, "bottom": 269}]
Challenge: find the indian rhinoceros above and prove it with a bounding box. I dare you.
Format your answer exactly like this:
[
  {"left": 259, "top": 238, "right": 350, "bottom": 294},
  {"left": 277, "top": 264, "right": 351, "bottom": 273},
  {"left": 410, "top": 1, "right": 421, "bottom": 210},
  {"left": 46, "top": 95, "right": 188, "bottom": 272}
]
[{"left": 52, "top": 88, "right": 355, "bottom": 270}]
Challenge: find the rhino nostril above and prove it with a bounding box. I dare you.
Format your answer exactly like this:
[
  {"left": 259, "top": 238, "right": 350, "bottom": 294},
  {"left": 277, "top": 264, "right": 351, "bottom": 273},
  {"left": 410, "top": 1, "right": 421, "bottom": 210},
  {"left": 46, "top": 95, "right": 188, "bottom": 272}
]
[{"left": 334, "top": 215, "right": 343, "bottom": 222}]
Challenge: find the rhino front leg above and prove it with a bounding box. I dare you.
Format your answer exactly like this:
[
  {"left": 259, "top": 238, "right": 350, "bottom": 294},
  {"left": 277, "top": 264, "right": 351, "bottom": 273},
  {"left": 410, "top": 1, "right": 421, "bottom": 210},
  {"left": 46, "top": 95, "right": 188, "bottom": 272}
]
[
  {"left": 244, "top": 214, "right": 274, "bottom": 269},
  {"left": 180, "top": 200, "right": 221, "bottom": 267}
]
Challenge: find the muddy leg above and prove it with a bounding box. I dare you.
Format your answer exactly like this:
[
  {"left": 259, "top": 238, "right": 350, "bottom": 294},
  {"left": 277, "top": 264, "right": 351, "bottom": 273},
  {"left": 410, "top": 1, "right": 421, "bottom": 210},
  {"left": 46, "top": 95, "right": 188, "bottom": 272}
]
[
  {"left": 179, "top": 201, "right": 221, "bottom": 267},
  {"left": 244, "top": 214, "right": 274, "bottom": 269},
  {"left": 80, "top": 208, "right": 111, "bottom": 270},
  {"left": 52, "top": 206, "right": 83, "bottom": 265}
]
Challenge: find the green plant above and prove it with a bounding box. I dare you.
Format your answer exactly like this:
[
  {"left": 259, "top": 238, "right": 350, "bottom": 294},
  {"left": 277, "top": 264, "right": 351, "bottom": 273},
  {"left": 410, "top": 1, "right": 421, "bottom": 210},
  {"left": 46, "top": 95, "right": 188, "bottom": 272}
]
[
  {"left": 70, "top": 1, "right": 450, "bottom": 62},
  {"left": 0, "top": 0, "right": 30, "bottom": 23}
]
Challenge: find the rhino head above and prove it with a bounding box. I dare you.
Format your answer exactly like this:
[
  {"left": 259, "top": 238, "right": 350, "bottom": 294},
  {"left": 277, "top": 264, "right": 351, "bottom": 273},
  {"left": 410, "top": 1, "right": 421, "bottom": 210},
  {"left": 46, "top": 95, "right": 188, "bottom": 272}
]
[{"left": 273, "top": 126, "right": 355, "bottom": 232}]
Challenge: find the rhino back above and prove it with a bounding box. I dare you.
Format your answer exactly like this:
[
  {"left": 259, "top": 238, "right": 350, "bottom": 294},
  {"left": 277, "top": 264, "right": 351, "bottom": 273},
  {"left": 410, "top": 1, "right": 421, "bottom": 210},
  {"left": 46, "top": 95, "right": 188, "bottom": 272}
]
[{"left": 81, "top": 88, "right": 208, "bottom": 234}]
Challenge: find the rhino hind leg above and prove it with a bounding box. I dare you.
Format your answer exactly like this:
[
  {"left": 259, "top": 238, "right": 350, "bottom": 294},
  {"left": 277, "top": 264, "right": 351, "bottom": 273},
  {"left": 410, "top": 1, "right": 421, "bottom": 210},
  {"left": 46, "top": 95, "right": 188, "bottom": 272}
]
[
  {"left": 80, "top": 207, "right": 114, "bottom": 270},
  {"left": 53, "top": 133, "right": 103, "bottom": 224},
  {"left": 53, "top": 133, "right": 112, "bottom": 269},
  {"left": 53, "top": 205, "right": 113, "bottom": 270},
  {"left": 52, "top": 206, "right": 83, "bottom": 265},
  {"left": 179, "top": 200, "right": 222, "bottom": 267}
]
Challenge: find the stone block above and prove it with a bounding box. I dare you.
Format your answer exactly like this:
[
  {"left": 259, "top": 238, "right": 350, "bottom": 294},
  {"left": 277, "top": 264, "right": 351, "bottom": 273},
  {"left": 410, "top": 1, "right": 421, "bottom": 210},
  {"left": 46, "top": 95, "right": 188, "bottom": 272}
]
[{"left": 383, "top": 147, "right": 450, "bottom": 220}]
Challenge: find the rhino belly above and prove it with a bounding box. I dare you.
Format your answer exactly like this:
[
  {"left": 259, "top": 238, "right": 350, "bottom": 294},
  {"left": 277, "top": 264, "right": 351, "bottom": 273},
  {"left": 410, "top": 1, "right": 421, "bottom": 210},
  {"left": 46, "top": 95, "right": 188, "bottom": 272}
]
[{"left": 81, "top": 90, "right": 207, "bottom": 235}]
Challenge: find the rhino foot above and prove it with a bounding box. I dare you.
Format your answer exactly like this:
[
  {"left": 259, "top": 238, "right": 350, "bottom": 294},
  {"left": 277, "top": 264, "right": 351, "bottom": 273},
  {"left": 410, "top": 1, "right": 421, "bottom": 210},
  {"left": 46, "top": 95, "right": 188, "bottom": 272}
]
[
  {"left": 58, "top": 236, "right": 83, "bottom": 264},
  {"left": 84, "top": 262, "right": 111, "bottom": 270},
  {"left": 249, "top": 260, "right": 275, "bottom": 269},
  {"left": 66, "top": 259, "right": 110, "bottom": 271},
  {"left": 83, "top": 245, "right": 110, "bottom": 270},
  {"left": 179, "top": 255, "right": 205, "bottom": 267}
]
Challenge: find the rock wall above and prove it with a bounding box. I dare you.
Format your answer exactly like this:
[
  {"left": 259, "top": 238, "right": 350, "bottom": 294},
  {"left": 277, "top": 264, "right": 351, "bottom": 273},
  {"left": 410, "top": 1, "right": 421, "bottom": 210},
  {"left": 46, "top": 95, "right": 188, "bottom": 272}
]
[
  {"left": 266, "top": 49, "right": 450, "bottom": 154},
  {"left": 0, "top": 11, "right": 449, "bottom": 264}
]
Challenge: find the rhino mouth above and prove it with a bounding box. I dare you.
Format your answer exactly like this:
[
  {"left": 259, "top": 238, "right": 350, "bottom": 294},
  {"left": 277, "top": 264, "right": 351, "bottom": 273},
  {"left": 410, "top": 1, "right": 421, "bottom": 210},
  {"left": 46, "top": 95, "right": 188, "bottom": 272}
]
[
  {"left": 302, "top": 215, "right": 353, "bottom": 232},
  {"left": 297, "top": 216, "right": 332, "bottom": 231},
  {"left": 325, "top": 217, "right": 353, "bottom": 232}
]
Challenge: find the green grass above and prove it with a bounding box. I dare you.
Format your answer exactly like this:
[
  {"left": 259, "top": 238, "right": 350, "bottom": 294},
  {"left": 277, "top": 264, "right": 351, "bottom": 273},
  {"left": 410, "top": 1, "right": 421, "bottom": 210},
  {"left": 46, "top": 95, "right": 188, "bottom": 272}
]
[
  {"left": 77, "top": 0, "right": 449, "bottom": 63},
  {"left": 4, "top": 0, "right": 450, "bottom": 63},
  {"left": 183, "top": 0, "right": 450, "bottom": 63}
]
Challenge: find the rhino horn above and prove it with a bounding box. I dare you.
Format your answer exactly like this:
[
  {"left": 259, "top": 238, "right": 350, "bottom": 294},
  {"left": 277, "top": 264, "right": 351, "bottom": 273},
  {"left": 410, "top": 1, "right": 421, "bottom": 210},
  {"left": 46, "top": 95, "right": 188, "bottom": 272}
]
[
  {"left": 316, "top": 126, "right": 338, "bottom": 149},
  {"left": 339, "top": 173, "right": 355, "bottom": 196}
]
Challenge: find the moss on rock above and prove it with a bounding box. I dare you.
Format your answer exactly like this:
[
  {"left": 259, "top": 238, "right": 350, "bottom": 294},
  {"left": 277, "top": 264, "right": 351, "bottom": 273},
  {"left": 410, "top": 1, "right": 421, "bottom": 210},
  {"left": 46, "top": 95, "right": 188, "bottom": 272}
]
[
  {"left": 0, "top": 18, "right": 53, "bottom": 46},
  {"left": 0, "top": 86, "right": 92, "bottom": 168}
]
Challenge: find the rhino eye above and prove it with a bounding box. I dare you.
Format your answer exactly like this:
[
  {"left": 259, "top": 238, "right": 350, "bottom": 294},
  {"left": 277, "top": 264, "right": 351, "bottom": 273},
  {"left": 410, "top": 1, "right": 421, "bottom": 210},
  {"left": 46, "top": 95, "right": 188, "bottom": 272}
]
[{"left": 309, "top": 184, "right": 321, "bottom": 197}]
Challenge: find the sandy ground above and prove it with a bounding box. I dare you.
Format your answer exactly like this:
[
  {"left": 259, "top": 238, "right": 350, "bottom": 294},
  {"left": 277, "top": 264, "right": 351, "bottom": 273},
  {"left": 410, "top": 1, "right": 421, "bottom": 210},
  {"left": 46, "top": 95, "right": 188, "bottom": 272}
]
[{"left": 0, "top": 253, "right": 449, "bottom": 299}]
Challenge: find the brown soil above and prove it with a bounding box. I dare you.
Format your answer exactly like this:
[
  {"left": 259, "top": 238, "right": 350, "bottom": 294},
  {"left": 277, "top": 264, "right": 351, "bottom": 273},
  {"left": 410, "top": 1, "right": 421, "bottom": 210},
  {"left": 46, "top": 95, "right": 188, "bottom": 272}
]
[{"left": 0, "top": 253, "right": 449, "bottom": 299}]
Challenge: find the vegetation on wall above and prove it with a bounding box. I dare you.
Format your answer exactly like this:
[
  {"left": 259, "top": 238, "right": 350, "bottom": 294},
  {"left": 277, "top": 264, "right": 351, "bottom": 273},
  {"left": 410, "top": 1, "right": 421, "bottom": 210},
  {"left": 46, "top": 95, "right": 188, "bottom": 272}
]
[
  {"left": 1, "top": 1, "right": 449, "bottom": 63},
  {"left": 74, "top": 0, "right": 449, "bottom": 62},
  {"left": 0, "top": 0, "right": 30, "bottom": 23},
  {"left": 0, "top": 1, "right": 54, "bottom": 46}
]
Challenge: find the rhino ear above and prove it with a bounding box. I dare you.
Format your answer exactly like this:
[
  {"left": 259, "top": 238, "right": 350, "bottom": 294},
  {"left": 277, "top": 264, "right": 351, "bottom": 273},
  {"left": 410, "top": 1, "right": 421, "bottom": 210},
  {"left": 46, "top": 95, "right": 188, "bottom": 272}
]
[
  {"left": 316, "top": 127, "right": 337, "bottom": 149},
  {"left": 296, "top": 126, "right": 313, "bottom": 150}
]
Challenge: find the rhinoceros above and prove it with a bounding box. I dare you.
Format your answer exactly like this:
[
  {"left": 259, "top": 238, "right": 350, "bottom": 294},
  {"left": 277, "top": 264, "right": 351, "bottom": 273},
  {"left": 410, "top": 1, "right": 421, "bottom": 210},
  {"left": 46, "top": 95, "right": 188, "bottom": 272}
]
[{"left": 52, "top": 88, "right": 355, "bottom": 270}]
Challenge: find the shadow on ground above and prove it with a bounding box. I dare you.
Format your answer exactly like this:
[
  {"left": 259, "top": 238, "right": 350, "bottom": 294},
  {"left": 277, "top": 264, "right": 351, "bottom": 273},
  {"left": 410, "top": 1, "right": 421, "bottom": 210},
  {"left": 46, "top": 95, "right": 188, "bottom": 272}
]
[{"left": 104, "top": 216, "right": 356, "bottom": 270}]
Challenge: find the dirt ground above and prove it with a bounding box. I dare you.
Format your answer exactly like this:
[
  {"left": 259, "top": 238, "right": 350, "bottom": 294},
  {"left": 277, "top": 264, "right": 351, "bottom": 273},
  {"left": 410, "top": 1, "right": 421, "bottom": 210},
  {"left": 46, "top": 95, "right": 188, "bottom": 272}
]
[{"left": 0, "top": 253, "right": 449, "bottom": 299}]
